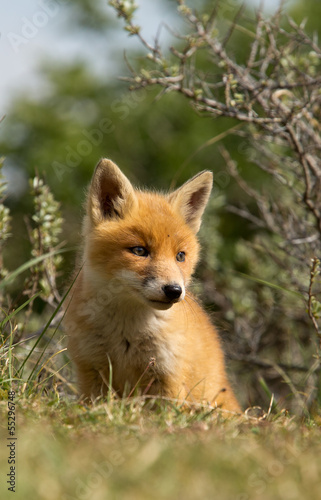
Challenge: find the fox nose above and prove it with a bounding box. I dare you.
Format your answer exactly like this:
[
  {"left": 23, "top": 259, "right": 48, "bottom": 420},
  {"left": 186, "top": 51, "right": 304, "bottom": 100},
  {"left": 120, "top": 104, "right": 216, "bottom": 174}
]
[{"left": 162, "top": 284, "right": 182, "bottom": 301}]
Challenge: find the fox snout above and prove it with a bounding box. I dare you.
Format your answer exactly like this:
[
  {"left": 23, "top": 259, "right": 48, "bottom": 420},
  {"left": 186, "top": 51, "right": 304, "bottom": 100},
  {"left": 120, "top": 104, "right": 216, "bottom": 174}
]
[
  {"left": 142, "top": 277, "right": 185, "bottom": 310},
  {"left": 151, "top": 282, "right": 183, "bottom": 310},
  {"left": 114, "top": 270, "right": 185, "bottom": 310},
  {"left": 162, "top": 284, "right": 182, "bottom": 301}
]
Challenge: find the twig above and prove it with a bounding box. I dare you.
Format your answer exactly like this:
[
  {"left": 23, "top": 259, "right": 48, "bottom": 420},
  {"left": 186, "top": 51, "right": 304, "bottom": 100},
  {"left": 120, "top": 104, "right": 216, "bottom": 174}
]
[
  {"left": 307, "top": 257, "right": 321, "bottom": 348},
  {"left": 228, "top": 352, "right": 318, "bottom": 373}
]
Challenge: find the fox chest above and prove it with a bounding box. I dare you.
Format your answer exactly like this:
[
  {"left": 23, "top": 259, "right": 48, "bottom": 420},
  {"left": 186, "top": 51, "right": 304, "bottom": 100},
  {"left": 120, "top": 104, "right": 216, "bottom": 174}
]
[{"left": 77, "top": 310, "right": 179, "bottom": 380}]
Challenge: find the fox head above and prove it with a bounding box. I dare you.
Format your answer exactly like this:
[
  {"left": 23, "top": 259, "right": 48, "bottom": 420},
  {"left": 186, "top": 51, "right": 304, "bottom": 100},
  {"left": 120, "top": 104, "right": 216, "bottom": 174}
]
[{"left": 83, "top": 159, "right": 213, "bottom": 310}]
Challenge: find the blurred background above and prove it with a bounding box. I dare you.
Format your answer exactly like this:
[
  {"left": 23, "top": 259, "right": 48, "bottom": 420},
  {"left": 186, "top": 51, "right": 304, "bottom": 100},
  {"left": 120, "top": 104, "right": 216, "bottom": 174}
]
[
  {"left": 1, "top": 0, "right": 320, "bottom": 410},
  {"left": 0, "top": 0, "right": 316, "bottom": 266}
]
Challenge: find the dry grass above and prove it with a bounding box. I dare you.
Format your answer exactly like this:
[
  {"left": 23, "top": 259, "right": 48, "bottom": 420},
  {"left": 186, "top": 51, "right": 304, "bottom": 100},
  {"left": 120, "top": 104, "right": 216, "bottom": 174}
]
[{"left": 0, "top": 387, "right": 321, "bottom": 500}]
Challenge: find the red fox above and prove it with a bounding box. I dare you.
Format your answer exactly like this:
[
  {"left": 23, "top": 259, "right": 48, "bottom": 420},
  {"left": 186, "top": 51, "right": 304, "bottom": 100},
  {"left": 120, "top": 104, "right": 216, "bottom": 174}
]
[{"left": 65, "top": 158, "right": 240, "bottom": 412}]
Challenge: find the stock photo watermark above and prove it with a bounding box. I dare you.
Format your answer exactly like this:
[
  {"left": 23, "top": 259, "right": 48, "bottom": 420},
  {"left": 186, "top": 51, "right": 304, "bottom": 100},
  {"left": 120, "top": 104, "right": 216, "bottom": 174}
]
[
  {"left": 236, "top": 441, "right": 300, "bottom": 500},
  {"left": 51, "top": 87, "right": 149, "bottom": 182},
  {"left": 7, "top": 0, "right": 69, "bottom": 53},
  {"left": 62, "top": 434, "right": 139, "bottom": 500},
  {"left": 6, "top": 390, "right": 17, "bottom": 493}
]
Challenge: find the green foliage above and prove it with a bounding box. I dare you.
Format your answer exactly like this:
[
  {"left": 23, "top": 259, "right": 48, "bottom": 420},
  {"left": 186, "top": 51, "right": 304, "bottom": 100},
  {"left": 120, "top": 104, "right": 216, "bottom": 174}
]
[
  {"left": 0, "top": 158, "right": 11, "bottom": 280},
  {"left": 291, "top": 0, "right": 321, "bottom": 35},
  {"left": 0, "top": 175, "right": 67, "bottom": 399},
  {"left": 30, "top": 176, "right": 63, "bottom": 254},
  {"left": 28, "top": 176, "right": 63, "bottom": 299}
]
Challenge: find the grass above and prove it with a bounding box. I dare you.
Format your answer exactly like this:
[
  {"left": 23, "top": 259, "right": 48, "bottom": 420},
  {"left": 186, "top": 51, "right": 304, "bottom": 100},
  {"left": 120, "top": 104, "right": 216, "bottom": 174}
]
[
  {"left": 0, "top": 392, "right": 321, "bottom": 500},
  {"left": 0, "top": 287, "right": 320, "bottom": 500}
]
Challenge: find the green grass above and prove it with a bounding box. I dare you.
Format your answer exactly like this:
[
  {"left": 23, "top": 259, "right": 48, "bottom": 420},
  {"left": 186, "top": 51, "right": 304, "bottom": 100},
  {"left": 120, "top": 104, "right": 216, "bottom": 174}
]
[
  {"left": 0, "top": 305, "right": 321, "bottom": 500},
  {"left": 0, "top": 386, "right": 321, "bottom": 500}
]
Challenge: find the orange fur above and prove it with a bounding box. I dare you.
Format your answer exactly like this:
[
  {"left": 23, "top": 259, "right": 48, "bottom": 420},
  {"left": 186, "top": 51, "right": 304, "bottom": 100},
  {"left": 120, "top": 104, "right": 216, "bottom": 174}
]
[{"left": 64, "top": 159, "right": 240, "bottom": 412}]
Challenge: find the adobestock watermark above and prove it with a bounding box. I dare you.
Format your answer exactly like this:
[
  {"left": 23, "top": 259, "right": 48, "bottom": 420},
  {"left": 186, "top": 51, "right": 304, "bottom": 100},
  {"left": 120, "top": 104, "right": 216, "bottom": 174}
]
[
  {"left": 212, "top": 170, "right": 231, "bottom": 197},
  {"left": 72, "top": 278, "right": 127, "bottom": 326},
  {"left": 236, "top": 441, "right": 300, "bottom": 500},
  {"left": 7, "top": 0, "right": 69, "bottom": 53},
  {"left": 52, "top": 117, "right": 115, "bottom": 182},
  {"left": 211, "top": 137, "right": 261, "bottom": 198},
  {"left": 219, "top": 0, "right": 244, "bottom": 17},
  {"left": 62, "top": 435, "right": 139, "bottom": 500},
  {"left": 51, "top": 87, "right": 149, "bottom": 182}
]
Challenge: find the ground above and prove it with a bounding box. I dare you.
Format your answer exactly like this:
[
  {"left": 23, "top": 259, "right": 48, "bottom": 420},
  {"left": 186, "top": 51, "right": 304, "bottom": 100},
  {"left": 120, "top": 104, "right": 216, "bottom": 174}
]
[{"left": 1, "top": 394, "right": 321, "bottom": 500}]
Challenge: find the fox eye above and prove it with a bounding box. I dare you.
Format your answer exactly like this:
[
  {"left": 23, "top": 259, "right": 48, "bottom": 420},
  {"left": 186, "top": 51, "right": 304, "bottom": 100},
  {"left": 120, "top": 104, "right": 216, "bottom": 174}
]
[
  {"left": 176, "top": 251, "right": 185, "bottom": 262},
  {"left": 130, "top": 246, "right": 149, "bottom": 257}
]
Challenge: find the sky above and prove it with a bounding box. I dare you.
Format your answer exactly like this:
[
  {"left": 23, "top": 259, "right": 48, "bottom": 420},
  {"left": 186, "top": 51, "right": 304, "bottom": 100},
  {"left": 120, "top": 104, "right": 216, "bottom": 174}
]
[
  {"left": 0, "top": 0, "right": 289, "bottom": 115},
  {"left": 0, "top": 0, "right": 175, "bottom": 113}
]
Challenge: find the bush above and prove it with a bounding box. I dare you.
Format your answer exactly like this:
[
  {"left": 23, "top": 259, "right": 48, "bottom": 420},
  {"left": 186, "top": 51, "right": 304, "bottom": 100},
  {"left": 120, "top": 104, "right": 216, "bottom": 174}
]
[{"left": 109, "top": 0, "right": 321, "bottom": 413}]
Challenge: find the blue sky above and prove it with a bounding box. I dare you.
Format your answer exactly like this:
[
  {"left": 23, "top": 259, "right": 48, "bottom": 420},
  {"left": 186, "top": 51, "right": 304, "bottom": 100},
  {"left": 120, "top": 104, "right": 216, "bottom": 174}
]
[{"left": 0, "top": 0, "right": 289, "bottom": 114}]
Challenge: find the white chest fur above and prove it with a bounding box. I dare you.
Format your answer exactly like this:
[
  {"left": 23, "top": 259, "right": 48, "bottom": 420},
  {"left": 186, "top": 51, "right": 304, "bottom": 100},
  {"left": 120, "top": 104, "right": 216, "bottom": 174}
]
[{"left": 70, "top": 284, "right": 181, "bottom": 380}]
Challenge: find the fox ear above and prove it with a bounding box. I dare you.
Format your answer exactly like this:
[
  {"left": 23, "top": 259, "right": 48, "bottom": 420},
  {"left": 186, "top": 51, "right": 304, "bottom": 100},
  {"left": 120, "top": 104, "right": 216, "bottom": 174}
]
[
  {"left": 168, "top": 171, "right": 213, "bottom": 233},
  {"left": 87, "top": 158, "right": 136, "bottom": 225}
]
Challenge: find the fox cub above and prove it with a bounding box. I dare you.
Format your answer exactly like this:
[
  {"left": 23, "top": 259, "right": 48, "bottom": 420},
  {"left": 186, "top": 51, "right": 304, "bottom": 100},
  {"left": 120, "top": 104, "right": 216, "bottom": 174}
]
[{"left": 65, "top": 158, "right": 240, "bottom": 412}]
